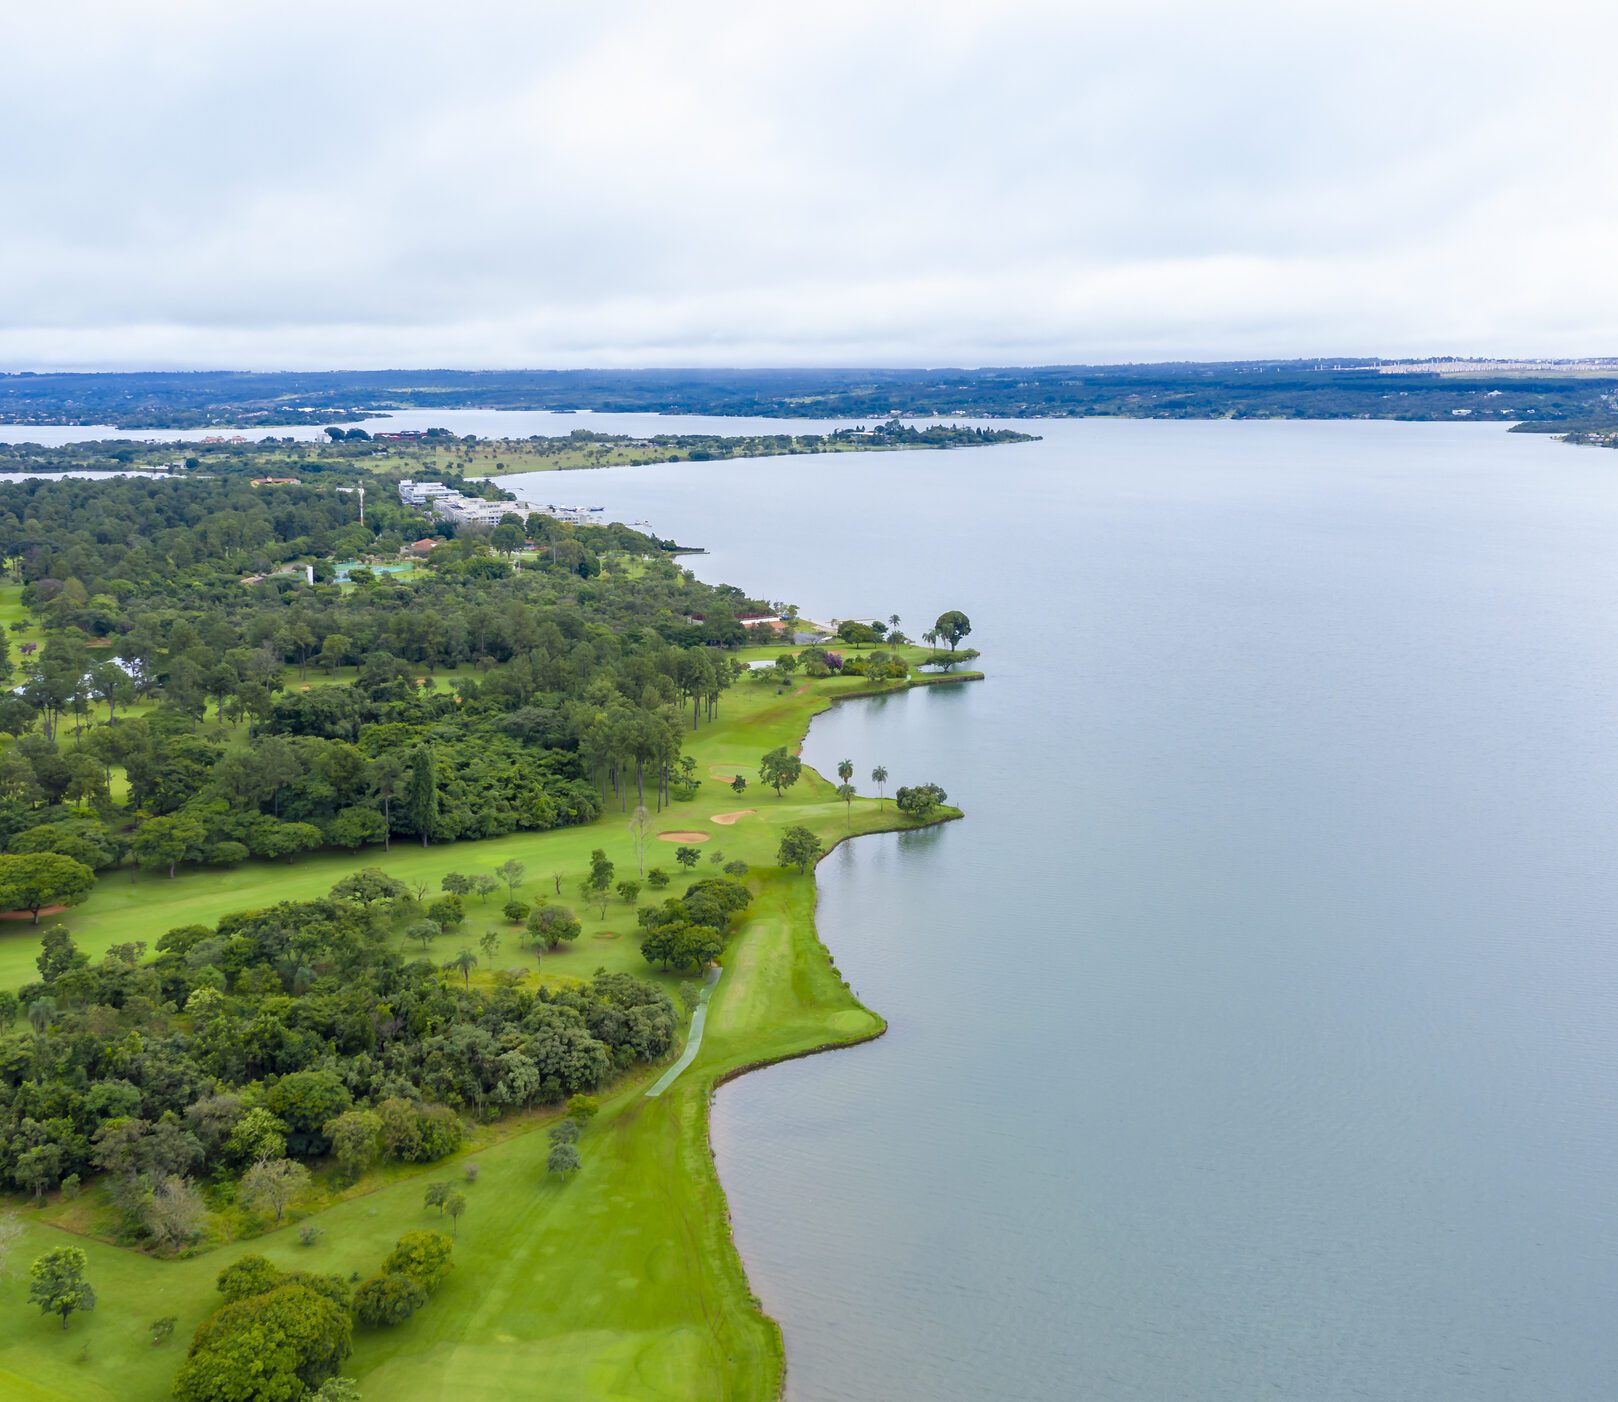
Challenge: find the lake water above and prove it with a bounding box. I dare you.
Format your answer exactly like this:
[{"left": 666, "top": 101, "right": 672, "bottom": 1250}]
[
  {"left": 511, "top": 420, "right": 1618, "bottom": 1401},
  {"left": 0, "top": 407, "right": 893, "bottom": 446}
]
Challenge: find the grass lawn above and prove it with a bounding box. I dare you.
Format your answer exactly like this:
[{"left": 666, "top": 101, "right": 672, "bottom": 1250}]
[{"left": 0, "top": 657, "right": 975, "bottom": 1400}]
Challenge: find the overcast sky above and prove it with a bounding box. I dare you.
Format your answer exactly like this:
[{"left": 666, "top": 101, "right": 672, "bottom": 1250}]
[{"left": 4, "top": 0, "right": 1617, "bottom": 370}]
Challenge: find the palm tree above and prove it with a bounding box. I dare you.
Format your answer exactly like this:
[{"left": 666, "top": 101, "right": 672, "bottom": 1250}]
[
  {"left": 837, "top": 758, "right": 854, "bottom": 789},
  {"left": 871, "top": 764, "right": 888, "bottom": 807},
  {"left": 837, "top": 782, "right": 856, "bottom": 825},
  {"left": 27, "top": 995, "right": 57, "bottom": 1036},
  {"left": 446, "top": 948, "right": 478, "bottom": 986}
]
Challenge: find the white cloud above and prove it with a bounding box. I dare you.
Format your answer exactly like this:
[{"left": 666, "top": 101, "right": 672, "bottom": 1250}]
[{"left": 3, "top": 0, "right": 1616, "bottom": 368}]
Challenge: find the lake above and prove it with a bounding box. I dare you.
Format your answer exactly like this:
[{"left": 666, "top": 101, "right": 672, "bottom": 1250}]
[
  {"left": 0, "top": 407, "right": 894, "bottom": 446},
  {"left": 511, "top": 419, "right": 1618, "bottom": 1401}
]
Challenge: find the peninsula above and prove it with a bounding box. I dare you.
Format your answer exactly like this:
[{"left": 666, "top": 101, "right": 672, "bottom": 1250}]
[{"left": 0, "top": 464, "right": 979, "bottom": 1400}]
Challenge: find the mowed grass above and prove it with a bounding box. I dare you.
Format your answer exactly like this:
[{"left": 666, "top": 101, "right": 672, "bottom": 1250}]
[{"left": 0, "top": 659, "right": 972, "bottom": 1400}]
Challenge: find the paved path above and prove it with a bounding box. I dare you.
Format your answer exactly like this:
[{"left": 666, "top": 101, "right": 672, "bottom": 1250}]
[{"left": 645, "top": 966, "right": 722, "bottom": 1098}]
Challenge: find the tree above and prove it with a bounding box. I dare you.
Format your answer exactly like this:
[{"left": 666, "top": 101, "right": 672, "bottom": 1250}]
[
  {"left": 440, "top": 872, "right": 471, "bottom": 897},
  {"left": 494, "top": 858, "right": 526, "bottom": 899},
  {"left": 240, "top": 1156, "right": 312, "bottom": 1225},
  {"left": 175, "top": 1281, "right": 351, "bottom": 1402},
  {"left": 445, "top": 947, "right": 478, "bottom": 986},
  {"left": 0, "top": 1212, "right": 22, "bottom": 1277},
  {"left": 871, "top": 764, "right": 889, "bottom": 808},
  {"left": 0, "top": 851, "right": 95, "bottom": 922},
  {"left": 501, "top": 900, "right": 530, "bottom": 925},
  {"left": 266, "top": 1071, "right": 352, "bottom": 1143},
  {"left": 837, "top": 758, "right": 854, "bottom": 788},
  {"left": 674, "top": 845, "right": 701, "bottom": 870},
  {"left": 627, "top": 805, "right": 652, "bottom": 876},
  {"left": 380, "top": 1231, "right": 454, "bottom": 1292},
  {"left": 478, "top": 929, "right": 501, "bottom": 962},
  {"left": 143, "top": 1174, "right": 206, "bottom": 1251},
  {"left": 426, "top": 894, "right": 465, "bottom": 930},
  {"left": 225, "top": 1108, "right": 287, "bottom": 1166},
  {"left": 896, "top": 782, "right": 948, "bottom": 821},
  {"left": 29, "top": 1246, "right": 95, "bottom": 1329},
  {"left": 36, "top": 926, "right": 87, "bottom": 982},
  {"left": 444, "top": 1190, "right": 466, "bottom": 1236},
  {"left": 356, "top": 1271, "right": 427, "bottom": 1327},
  {"left": 424, "top": 1180, "right": 453, "bottom": 1215},
  {"left": 759, "top": 746, "right": 802, "bottom": 797},
  {"left": 836, "top": 782, "right": 856, "bottom": 824},
  {"left": 327, "top": 806, "right": 387, "bottom": 850},
  {"left": 730, "top": 774, "right": 747, "bottom": 796},
  {"left": 406, "top": 919, "right": 442, "bottom": 954},
  {"left": 329, "top": 867, "right": 408, "bottom": 908},
  {"left": 528, "top": 905, "right": 581, "bottom": 953},
  {"left": 933, "top": 610, "right": 972, "bottom": 653},
  {"left": 777, "top": 826, "right": 823, "bottom": 875},
  {"left": 325, "top": 1109, "right": 382, "bottom": 1184},
  {"left": 567, "top": 1094, "right": 600, "bottom": 1125},
  {"left": 407, "top": 745, "right": 439, "bottom": 848},
  {"left": 131, "top": 813, "right": 207, "bottom": 878},
  {"left": 471, "top": 873, "right": 499, "bottom": 904},
  {"left": 548, "top": 1142, "right": 581, "bottom": 1178},
  {"left": 369, "top": 751, "right": 407, "bottom": 853}
]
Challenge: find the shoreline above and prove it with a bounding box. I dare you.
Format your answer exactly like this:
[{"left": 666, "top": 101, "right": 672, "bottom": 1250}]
[{"left": 700, "top": 671, "right": 978, "bottom": 1398}]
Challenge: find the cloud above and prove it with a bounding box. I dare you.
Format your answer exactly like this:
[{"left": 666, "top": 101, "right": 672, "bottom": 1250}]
[{"left": 3, "top": 0, "right": 1616, "bottom": 368}]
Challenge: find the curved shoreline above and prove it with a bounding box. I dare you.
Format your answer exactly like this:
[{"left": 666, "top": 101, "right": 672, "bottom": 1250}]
[{"left": 703, "top": 675, "right": 975, "bottom": 1398}]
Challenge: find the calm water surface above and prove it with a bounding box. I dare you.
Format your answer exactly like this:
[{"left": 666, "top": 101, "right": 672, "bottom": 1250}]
[
  {"left": 0, "top": 407, "right": 884, "bottom": 446},
  {"left": 511, "top": 419, "right": 1618, "bottom": 1401}
]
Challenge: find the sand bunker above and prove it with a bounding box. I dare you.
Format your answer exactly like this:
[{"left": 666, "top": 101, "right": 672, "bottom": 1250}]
[
  {"left": 657, "top": 830, "right": 710, "bottom": 843},
  {"left": 0, "top": 905, "right": 66, "bottom": 922},
  {"left": 711, "top": 809, "right": 756, "bottom": 826}
]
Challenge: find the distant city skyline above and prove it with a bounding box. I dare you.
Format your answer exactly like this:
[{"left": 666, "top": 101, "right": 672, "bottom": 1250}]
[{"left": 5, "top": 0, "right": 1617, "bottom": 370}]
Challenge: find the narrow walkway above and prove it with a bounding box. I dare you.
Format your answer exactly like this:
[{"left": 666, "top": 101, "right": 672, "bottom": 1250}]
[{"left": 645, "top": 966, "right": 722, "bottom": 1098}]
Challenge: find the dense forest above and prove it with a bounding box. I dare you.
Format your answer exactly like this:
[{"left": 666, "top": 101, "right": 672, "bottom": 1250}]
[
  {"left": 0, "top": 871, "right": 754, "bottom": 1226},
  {"left": 0, "top": 470, "right": 775, "bottom": 898},
  {"left": 3, "top": 363, "right": 1617, "bottom": 429}
]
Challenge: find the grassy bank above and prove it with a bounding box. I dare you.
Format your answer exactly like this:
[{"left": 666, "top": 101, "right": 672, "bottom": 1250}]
[{"left": 0, "top": 653, "right": 974, "bottom": 1399}]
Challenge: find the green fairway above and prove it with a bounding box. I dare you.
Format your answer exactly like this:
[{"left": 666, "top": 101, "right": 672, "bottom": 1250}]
[{"left": 0, "top": 658, "right": 972, "bottom": 1400}]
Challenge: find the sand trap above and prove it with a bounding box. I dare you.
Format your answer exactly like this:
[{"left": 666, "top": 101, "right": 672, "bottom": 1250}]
[
  {"left": 592, "top": 931, "right": 619, "bottom": 940},
  {"left": 657, "top": 830, "right": 710, "bottom": 843},
  {"left": 0, "top": 904, "right": 66, "bottom": 922},
  {"left": 711, "top": 809, "right": 756, "bottom": 826}
]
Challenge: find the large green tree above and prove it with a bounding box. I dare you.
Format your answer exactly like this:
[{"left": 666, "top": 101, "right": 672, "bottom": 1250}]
[
  {"left": 758, "top": 747, "right": 802, "bottom": 797},
  {"left": 0, "top": 851, "right": 94, "bottom": 922},
  {"left": 174, "top": 1281, "right": 352, "bottom": 1402},
  {"left": 933, "top": 610, "right": 972, "bottom": 652},
  {"left": 28, "top": 1246, "right": 96, "bottom": 1329},
  {"left": 777, "top": 826, "right": 823, "bottom": 874}
]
